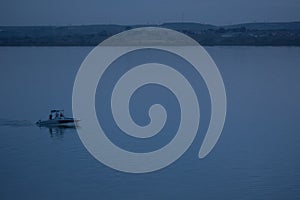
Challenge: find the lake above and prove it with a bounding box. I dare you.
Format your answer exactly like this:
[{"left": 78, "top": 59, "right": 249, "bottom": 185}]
[{"left": 0, "top": 46, "right": 300, "bottom": 199}]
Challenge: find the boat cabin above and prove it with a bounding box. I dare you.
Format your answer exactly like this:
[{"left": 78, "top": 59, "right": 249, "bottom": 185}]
[{"left": 49, "top": 110, "right": 65, "bottom": 120}]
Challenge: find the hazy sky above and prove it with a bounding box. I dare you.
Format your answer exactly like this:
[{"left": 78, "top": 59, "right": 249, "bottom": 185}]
[{"left": 1, "top": 0, "right": 300, "bottom": 26}]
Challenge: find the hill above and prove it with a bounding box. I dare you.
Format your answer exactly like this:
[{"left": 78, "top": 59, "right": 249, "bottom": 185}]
[{"left": 0, "top": 22, "right": 299, "bottom": 46}]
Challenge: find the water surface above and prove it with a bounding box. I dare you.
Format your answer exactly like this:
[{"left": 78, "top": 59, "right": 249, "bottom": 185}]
[{"left": 0, "top": 46, "right": 299, "bottom": 199}]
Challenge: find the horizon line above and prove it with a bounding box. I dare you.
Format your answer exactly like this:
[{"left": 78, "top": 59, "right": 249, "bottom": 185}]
[{"left": 1, "top": 20, "right": 300, "bottom": 27}]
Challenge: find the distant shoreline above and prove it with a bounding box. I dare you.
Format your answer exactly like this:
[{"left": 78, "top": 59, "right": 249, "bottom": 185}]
[{"left": 1, "top": 22, "right": 300, "bottom": 46}]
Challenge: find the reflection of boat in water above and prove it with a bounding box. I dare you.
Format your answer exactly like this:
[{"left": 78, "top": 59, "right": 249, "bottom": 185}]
[
  {"left": 47, "top": 126, "right": 77, "bottom": 138},
  {"left": 36, "top": 110, "right": 79, "bottom": 128}
]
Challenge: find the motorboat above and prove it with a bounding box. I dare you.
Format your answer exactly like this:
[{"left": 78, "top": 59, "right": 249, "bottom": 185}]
[{"left": 36, "top": 110, "right": 79, "bottom": 128}]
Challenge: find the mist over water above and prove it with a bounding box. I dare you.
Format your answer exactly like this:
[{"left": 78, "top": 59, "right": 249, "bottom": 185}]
[{"left": 0, "top": 46, "right": 300, "bottom": 199}]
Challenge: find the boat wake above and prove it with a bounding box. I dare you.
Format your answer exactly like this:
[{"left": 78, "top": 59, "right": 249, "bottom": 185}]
[{"left": 0, "top": 119, "right": 34, "bottom": 127}]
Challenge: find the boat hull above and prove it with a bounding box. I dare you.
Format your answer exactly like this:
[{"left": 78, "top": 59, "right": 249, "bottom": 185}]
[{"left": 36, "top": 118, "right": 79, "bottom": 128}]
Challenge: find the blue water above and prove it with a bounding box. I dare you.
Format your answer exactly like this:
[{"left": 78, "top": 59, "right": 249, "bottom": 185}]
[{"left": 0, "top": 46, "right": 300, "bottom": 199}]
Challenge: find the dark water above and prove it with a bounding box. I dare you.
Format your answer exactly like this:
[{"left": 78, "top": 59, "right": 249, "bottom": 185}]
[{"left": 0, "top": 46, "right": 300, "bottom": 199}]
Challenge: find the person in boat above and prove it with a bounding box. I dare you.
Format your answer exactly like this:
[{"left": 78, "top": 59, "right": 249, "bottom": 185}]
[
  {"left": 49, "top": 113, "right": 52, "bottom": 120},
  {"left": 55, "top": 112, "right": 59, "bottom": 119},
  {"left": 60, "top": 112, "right": 64, "bottom": 118}
]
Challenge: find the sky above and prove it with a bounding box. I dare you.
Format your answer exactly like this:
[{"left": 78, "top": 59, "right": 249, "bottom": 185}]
[{"left": 1, "top": 0, "right": 300, "bottom": 26}]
